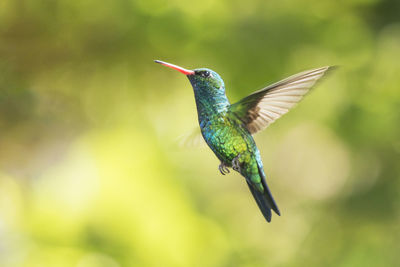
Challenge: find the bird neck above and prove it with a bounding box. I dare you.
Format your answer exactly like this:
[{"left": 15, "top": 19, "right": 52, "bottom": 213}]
[{"left": 193, "top": 89, "right": 230, "bottom": 123}]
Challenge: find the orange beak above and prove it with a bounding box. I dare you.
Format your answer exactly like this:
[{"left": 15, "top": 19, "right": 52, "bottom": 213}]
[{"left": 154, "top": 60, "right": 195, "bottom": 75}]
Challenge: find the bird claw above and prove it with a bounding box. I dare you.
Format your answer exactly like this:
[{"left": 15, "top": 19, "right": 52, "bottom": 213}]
[
  {"left": 219, "top": 162, "right": 230, "bottom": 175},
  {"left": 232, "top": 154, "right": 241, "bottom": 172}
]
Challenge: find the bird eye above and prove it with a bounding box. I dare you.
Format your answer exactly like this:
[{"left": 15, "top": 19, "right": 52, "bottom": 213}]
[{"left": 202, "top": 71, "right": 210, "bottom": 78}]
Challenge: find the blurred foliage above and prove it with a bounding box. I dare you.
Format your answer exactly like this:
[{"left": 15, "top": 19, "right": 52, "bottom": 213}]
[{"left": 0, "top": 0, "right": 400, "bottom": 266}]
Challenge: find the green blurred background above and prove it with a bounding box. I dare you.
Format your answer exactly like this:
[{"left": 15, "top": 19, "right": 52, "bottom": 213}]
[{"left": 0, "top": 0, "right": 400, "bottom": 266}]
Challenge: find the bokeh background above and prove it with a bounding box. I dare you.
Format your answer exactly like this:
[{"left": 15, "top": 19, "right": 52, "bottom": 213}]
[{"left": 1, "top": 0, "right": 400, "bottom": 266}]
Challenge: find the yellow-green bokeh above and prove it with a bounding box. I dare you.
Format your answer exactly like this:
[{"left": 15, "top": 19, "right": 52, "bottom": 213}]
[{"left": 0, "top": 0, "right": 399, "bottom": 266}]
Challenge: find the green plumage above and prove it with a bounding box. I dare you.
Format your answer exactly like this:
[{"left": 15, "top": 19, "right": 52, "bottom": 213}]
[
  {"left": 201, "top": 112, "right": 262, "bottom": 188},
  {"left": 187, "top": 68, "right": 280, "bottom": 222},
  {"left": 156, "top": 60, "right": 332, "bottom": 222}
]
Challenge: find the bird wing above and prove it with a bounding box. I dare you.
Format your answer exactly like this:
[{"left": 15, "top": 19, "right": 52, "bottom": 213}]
[
  {"left": 176, "top": 127, "right": 207, "bottom": 148},
  {"left": 229, "top": 66, "right": 333, "bottom": 134}
]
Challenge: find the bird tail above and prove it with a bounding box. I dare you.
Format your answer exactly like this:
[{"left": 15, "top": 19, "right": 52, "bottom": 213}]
[{"left": 246, "top": 165, "right": 280, "bottom": 222}]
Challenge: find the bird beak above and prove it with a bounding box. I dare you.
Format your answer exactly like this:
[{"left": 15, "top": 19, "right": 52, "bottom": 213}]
[{"left": 154, "top": 60, "right": 195, "bottom": 75}]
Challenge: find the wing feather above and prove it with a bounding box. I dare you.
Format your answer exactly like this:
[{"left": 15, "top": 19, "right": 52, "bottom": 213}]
[{"left": 230, "top": 66, "right": 333, "bottom": 134}]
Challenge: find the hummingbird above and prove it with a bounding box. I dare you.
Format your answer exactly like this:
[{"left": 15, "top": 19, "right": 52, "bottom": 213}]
[{"left": 155, "top": 60, "right": 332, "bottom": 222}]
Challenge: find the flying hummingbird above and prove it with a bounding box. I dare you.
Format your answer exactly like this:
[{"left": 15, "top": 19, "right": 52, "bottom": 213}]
[{"left": 155, "top": 60, "right": 332, "bottom": 222}]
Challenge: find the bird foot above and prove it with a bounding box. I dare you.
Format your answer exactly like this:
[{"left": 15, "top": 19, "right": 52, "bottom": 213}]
[
  {"left": 232, "top": 154, "right": 242, "bottom": 172},
  {"left": 219, "top": 162, "right": 230, "bottom": 175}
]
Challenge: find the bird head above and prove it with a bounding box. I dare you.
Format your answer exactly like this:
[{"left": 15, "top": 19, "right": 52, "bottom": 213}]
[{"left": 155, "top": 60, "right": 225, "bottom": 96}]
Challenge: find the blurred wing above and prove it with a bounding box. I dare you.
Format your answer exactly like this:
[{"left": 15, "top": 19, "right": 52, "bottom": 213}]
[
  {"left": 176, "top": 127, "right": 206, "bottom": 148},
  {"left": 230, "top": 66, "right": 332, "bottom": 134}
]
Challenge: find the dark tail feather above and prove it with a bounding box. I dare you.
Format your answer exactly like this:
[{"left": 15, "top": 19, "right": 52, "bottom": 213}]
[
  {"left": 246, "top": 181, "right": 273, "bottom": 222},
  {"left": 246, "top": 165, "right": 280, "bottom": 222}
]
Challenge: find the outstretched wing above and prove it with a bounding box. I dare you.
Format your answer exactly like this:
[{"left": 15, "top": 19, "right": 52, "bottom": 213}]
[{"left": 230, "top": 66, "right": 333, "bottom": 134}]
